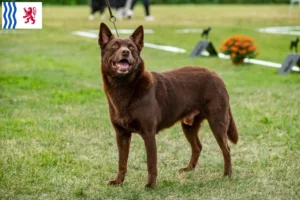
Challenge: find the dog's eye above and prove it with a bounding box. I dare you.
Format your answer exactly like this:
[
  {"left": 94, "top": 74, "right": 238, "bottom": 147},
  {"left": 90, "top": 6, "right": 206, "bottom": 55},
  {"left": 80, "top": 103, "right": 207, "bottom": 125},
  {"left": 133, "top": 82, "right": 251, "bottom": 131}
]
[
  {"left": 111, "top": 44, "right": 118, "bottom": 49},
  {"left": 128, "top": 45, "right": 135, "bottom": 50}
]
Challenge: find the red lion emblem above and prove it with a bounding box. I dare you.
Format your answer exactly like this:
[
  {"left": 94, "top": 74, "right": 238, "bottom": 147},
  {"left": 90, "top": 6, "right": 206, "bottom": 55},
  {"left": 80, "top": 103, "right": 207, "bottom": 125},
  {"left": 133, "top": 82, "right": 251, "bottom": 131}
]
[{"left": 23, "top": 7, "right": 37, "bottom": 24}]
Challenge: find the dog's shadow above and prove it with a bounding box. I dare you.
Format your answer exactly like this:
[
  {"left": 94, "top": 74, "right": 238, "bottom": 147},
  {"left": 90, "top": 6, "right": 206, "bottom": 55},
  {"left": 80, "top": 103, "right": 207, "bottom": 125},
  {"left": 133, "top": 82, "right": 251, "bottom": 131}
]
[
  {"left": 152, "top": 171, "right": 236, "bottom": 193},
  {"left": 161, "top": 177, "right": 232, "bottom": 188}
]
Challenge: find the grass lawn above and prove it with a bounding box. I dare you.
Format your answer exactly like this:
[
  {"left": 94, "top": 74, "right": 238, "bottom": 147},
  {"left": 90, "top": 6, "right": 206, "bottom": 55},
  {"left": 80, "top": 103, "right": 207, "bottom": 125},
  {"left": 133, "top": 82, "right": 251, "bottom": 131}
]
[{"left": 1, "top": 4, "right": 300, "bottom": 199}]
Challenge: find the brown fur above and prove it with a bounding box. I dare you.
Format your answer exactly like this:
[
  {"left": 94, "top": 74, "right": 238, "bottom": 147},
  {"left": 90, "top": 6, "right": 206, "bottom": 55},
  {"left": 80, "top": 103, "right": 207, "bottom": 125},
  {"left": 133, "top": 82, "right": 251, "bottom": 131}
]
[{"left": 98, "top": 23, "right": 239, "bottom": 189}]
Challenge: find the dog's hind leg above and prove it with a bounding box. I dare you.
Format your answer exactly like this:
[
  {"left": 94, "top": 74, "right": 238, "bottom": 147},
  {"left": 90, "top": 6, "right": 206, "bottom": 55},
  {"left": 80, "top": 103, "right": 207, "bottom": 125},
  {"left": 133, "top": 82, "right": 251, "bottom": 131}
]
[
  {"left": 207, "top": 111, "right": 232, "bottom": 176},
  {"left": 179, "top": 114, "right": 204, "bottom": 172}
]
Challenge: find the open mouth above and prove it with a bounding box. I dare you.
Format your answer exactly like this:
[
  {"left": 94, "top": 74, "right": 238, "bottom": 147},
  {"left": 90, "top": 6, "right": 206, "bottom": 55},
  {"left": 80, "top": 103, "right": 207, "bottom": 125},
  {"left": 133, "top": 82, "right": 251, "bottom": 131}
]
[{"left": 113, "top": 59, "right": 131, "bottom": 73}]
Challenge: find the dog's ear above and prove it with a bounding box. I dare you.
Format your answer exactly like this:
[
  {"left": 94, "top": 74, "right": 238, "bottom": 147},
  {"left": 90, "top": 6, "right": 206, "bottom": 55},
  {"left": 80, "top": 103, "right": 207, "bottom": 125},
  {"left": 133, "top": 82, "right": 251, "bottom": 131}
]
[
  {"left": 130, "top": 25, "right": 144, "bottom": 51},
  {"left": 99, "top": 23, "right": 113, "bottom": 48}
]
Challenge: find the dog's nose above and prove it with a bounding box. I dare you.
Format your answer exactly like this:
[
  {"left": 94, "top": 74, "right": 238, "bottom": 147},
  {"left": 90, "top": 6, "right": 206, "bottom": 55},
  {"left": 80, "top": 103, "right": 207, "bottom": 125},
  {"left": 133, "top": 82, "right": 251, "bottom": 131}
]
[{"left": 122, "top": 49, "right": 130, "bottom": 56}]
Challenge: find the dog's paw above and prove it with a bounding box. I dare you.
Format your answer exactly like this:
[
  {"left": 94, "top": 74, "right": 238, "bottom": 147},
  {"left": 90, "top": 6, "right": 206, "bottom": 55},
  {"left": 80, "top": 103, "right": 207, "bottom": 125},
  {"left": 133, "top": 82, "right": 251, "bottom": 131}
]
[
  {"left": 179, "top": 166, "right": 194, "bottom": 173},
  {"left": 223, "top": 171, "right": 232, "bottom": 177},
  {"left": 108, "top": 180, "right": 123, "bottom": 186},
  {"left": 144, "top": 183, "right": 156, "bottom": 189}
]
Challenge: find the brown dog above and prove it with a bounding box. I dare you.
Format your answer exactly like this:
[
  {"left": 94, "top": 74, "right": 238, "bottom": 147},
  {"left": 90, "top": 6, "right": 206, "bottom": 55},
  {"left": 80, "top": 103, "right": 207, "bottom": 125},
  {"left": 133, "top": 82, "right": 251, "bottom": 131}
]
[{"left": 98, "top": 23, "right": 238, "bottom": 188}]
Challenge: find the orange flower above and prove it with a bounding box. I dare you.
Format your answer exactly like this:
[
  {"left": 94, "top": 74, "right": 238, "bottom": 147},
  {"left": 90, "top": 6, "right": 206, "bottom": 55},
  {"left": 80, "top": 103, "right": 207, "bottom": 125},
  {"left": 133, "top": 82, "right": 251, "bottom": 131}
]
[
  {"left": 239, "top": 50, "right": 247, "bottom": 55},
  {"left": 231, "top": 53, "right": 236, "bottom": 58},
  {"left": 235, "top": 42, "right": 240, "bottom": 47},
  {"left": 248, "top": 46, "right": 256, "bottom": 52},
  {"left": 220, "top": 46, "right": 228, "bottom": 51},
  {"left": 243, "top": 42, "right": 250, "bottom": 47},
  {"left": 231, "top": 46, "right": 239, "bottom": 52},
  {"left": 222, "top": 39, "right": 230, "bottom": 46}
]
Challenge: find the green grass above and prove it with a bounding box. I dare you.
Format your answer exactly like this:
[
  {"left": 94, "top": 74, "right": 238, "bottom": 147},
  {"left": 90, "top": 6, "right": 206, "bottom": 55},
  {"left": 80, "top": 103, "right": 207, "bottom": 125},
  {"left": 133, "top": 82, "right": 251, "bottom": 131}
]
[{"left": 1, "top": 4, "right": 300, "bottom": 199}]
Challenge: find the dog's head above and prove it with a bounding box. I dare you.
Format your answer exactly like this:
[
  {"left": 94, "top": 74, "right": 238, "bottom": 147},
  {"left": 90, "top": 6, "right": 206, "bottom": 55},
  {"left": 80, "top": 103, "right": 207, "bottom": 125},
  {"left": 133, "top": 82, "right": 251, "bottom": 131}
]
[{"left": 98, "top": 23, "right": 144, "bottom": 77}]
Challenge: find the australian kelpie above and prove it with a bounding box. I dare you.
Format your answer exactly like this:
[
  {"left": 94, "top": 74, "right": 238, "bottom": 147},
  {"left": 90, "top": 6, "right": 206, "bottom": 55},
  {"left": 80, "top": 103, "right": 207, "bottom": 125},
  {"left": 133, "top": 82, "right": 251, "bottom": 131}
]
[{"left": 98, "top": 23, "right": 239, "bottom": 188}]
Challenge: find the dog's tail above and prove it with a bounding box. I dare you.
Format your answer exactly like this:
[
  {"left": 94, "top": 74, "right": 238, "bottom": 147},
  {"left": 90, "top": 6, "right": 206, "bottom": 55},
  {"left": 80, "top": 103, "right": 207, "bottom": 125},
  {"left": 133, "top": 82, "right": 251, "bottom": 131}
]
[{"left": 227, "top": 108, "right": 239, "bottom": 144}]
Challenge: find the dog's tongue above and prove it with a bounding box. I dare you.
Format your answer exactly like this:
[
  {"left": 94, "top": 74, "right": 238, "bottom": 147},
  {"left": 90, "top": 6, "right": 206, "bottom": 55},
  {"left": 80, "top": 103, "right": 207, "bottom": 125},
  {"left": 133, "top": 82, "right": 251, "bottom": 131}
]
[{"left": 117, "top": 61, "right": 129, "bottom": 70}]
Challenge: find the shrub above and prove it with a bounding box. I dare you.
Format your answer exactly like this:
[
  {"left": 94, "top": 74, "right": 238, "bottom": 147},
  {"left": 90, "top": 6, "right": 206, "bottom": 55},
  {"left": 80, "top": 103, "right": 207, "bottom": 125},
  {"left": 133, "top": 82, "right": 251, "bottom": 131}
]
[{"left": 219, "top": 35, "right": 258, "bottom": 65}]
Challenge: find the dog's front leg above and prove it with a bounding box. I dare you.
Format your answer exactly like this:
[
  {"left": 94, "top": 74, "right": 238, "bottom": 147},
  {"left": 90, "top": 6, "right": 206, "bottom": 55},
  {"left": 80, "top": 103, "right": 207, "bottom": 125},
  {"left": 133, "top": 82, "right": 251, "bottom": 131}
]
[
  {"left": 141, "top": 134, "right": 157, "bottom": 189},
  {"left": 108, "top": 125, "right": 132, "bottom": 186}
]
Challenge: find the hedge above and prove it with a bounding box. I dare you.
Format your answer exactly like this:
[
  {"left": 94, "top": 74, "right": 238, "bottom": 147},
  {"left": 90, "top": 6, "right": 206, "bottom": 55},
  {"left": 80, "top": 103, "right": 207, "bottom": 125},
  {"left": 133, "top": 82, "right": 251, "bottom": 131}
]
[{"left": 14, "top": 0, "right": 291, "bottom": 5}]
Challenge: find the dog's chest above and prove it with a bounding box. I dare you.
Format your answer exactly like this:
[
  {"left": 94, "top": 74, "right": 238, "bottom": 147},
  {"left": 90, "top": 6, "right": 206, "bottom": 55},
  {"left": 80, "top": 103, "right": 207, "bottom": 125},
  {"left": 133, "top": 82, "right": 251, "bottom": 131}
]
[
  {"left": 107, "top": 95, "right": 141, "bottom": 132},
  {"left": 118, "top": 117, "right": 140, "bottom": 132},
  {"left": 111, "top": 111, "right": 140, "bottom": 132}
]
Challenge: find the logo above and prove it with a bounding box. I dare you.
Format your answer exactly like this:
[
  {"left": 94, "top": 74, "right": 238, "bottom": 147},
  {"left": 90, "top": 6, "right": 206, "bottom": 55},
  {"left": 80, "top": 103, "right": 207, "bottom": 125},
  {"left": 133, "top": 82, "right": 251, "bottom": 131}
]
[
  {"left": 23, "top": 7, "right": 36, "bottom": 24},
  {"left": 2, "top": 2, "right": 42, "bottom": 29}
]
